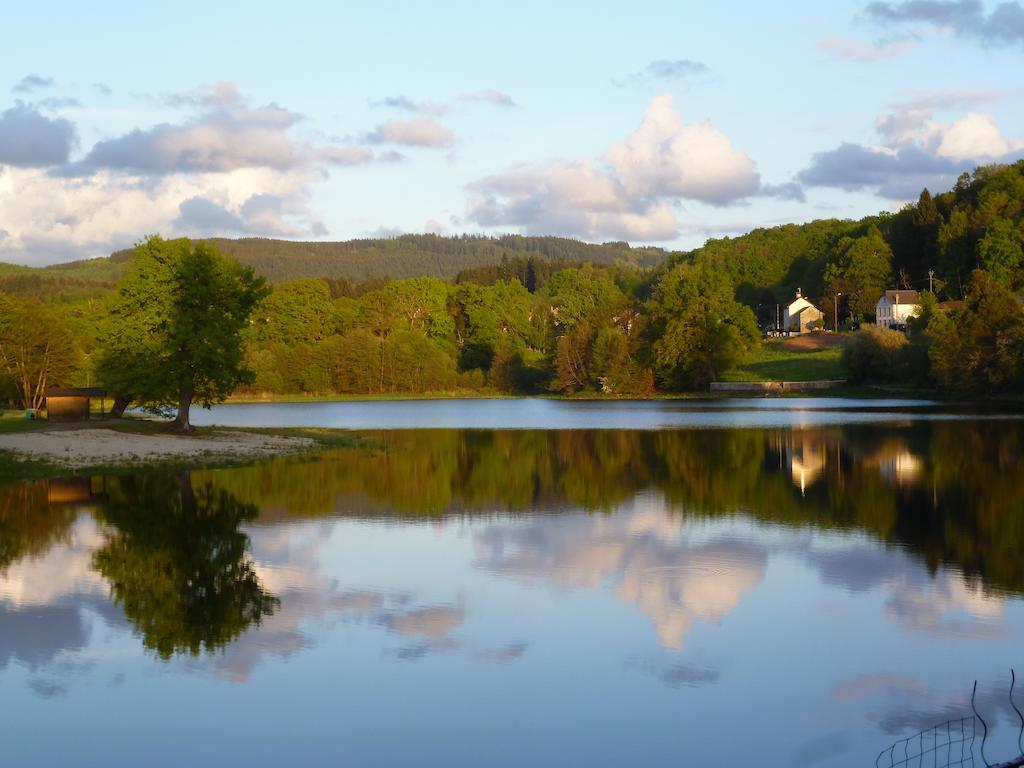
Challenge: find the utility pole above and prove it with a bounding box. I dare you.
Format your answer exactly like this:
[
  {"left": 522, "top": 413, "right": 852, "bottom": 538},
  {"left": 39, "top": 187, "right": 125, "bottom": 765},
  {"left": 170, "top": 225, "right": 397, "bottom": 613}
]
[
  {"left": 834, "top": 292, "right": 842, "bottom": 332},
  {"left": 928, "top": 269, "right": 935, "bottom": 294}
]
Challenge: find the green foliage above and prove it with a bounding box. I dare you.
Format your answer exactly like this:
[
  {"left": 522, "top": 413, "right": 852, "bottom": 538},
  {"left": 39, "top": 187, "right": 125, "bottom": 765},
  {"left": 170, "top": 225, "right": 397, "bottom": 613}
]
[
  {"left": 97, "top": 237, "right": 267, "bottom": 428},
  {"left": 978, "top": 218, "right": 1024, "bottom": 288},
  {"left": 841, "top": 326, "right": 910, "bottom": 384},
  {"left": 3, "top": 161, "right": 1023, "bottom": 401},
  {"left": 0, "top": 296, "right": 78, "bottom": 409},
  {"left": 824, "top": 225, "right": 894, "bottom": 318},
  {"left": 648, "top": 262, "right": 759, "bottom": 389},
  {"left": 928, "top": 270, "right": 1024, "bottom": 393},
  {"left": 92, "top": 472, "right": 277, "bottom": 658}
]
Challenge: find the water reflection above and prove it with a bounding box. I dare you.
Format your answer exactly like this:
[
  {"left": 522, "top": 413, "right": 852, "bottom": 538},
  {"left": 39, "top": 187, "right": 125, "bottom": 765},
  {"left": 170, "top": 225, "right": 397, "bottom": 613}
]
[
  {"left": 92, "top": 473, "right": 278, "bottom": 659},
  {"left": 1, "top": 419, "right": 1023, "bottom": 766}
]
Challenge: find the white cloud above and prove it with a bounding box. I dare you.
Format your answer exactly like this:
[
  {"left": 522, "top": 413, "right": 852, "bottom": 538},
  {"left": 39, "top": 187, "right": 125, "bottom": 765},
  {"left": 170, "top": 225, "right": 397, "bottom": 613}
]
[
  {"left": 0, "top": 166, "right": 327, "bottom": 264},
  {"left": 605, "top": 95, "right": 760, "bottom": 203},
  {"left": 0, "top": 81, "right": 387, "bottom": 263},
  {"left": 467, "top": 94, "right": 767, "bottom": 242},
  {"left": 366, "top": 117, "right": 454, "bottom": 148},
  {"left": 935, "top": 112, "right": 1024, "bottom": 160},
  {"left": 800, "top": 102, "right": 1024, "bottom": 198}
]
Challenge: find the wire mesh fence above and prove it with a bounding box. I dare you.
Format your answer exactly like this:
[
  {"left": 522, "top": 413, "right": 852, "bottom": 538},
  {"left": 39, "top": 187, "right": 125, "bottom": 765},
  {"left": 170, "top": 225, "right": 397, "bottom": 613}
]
[
  {"left": 874, "top": 672, "right": 1024, "bottom": 768},
  {"left": 875, "top": 716, "right": 978, "bottom": 768}
]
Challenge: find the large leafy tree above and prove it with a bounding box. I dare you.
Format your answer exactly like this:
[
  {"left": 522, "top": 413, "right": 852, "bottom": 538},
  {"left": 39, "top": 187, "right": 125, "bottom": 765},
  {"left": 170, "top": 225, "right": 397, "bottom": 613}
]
[
  {"left": 647, "top": 261, "right": 759, "bottom": 390},
  {"left": 98, "top": 236, "right": 267, "bottom": 431},
  {"left": 928, "top": 270, "right": 1024, "bottom": 393},
  {"left": 823, "top": 225, "right": 894, "bottom": 318},
  {"left": 0, "top": 296, "right": 77, "bottom": 409},
  {"left": 977, "top": 219, "right": 1023, "bottom": 288}
]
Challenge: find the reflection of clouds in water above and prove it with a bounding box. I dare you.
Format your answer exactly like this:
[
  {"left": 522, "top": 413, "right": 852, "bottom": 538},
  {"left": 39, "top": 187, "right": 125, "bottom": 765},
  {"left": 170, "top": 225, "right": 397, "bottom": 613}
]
[
  {"left": 0, "top": 516, "right": 106, "bottom": 607},
  {"left": 0, "top": 516, "right": 126, "bottom": 688},
  {"left": 199, "top": 521, "right": 410, "bottom": 681},
  {"left": 833, "top": 673, "right": 931, "bottom": 702},
  {"left": 379, "top": 605, "right": 464, "bottom": 638},
  {"left": 198, "top": 523, "right": 522, "bottom": 681},
  {"left": 835, "top": 670, "right": 1024, "bottom": 742},
  {"left": 392, "top": 639, "right": 527, "bottom": 663},
  {"left": 794, "top": 538, "right": 1005, "bottom": 639},
  {"left": 474, "top": 502, "right": 766, "bottom": 650},
  {"left": 627, "top": 657, "right": 721, "bottom": 688},
  {"left": 884, "top": 573, "right": 1003, "bottom": 638}
]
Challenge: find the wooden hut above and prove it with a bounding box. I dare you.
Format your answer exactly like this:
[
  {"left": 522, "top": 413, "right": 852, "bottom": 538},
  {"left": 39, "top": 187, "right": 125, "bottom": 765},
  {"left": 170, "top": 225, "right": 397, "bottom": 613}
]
[{"left": 44, "top": 388, "right": 107, "bottom": 422}]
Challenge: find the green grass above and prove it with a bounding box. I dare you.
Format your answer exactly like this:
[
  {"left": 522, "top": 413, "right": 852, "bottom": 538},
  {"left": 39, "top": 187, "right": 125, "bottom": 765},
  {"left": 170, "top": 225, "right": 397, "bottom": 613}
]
[
  {"left": 719, "top": 341, "right": 845, "bottom": 383},
  {"left": 0, "top": 411, "right": 49, "bottom": 433}
]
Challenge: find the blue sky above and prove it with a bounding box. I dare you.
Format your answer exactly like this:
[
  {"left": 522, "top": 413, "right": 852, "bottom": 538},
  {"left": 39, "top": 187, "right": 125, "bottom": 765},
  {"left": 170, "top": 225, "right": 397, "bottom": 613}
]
[{"left": 0, "top": 0, "right": 1022, "bottom": 264}]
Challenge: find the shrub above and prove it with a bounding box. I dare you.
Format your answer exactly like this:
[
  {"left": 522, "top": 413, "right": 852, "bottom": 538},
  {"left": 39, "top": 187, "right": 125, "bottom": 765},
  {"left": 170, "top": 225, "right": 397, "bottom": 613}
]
[{"left": 841, "top": 325, "right": 909, "bottom": 383}]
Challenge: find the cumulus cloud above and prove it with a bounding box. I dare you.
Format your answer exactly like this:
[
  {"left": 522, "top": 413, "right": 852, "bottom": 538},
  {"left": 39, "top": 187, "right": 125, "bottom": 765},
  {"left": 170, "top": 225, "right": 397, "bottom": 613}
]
[
  {"left": 617, "top": 59, "right": 710, "bottom": 85},
  {"left": 863, "top": 0, "right": 1024, "bottom": 48},
  {"left": 0, "top": 82, "right": 389, "bottom": 262},
  {"left": 799, "top": 99, "right": 1024, "bottom": 198},
  {"left": 467, "top": 94, "right": 773, "bottom": 241},
  {"left": 0, "top": 105, "right": 76, "bottom": 167},
  {"left": 71, "top": 85, "right": 374, "bottom": 175},
  {"left": 366, "top": 117, "right": 454, "bottom": 148},
  {"left": 12, "top": 74, "right": 54, "bottom": 93},
  {"left": 0, "top": 165, "right": 332, "bottom": 264}
]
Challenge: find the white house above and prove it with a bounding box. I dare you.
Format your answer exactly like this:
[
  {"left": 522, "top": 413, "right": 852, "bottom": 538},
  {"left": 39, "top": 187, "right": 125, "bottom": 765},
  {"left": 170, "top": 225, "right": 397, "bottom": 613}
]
[
  {"left": 875, "top": 290, "right": 921, "bottom": 329},
  {"left": 782, "top": 290, "right": 824, "bottom": 334}
]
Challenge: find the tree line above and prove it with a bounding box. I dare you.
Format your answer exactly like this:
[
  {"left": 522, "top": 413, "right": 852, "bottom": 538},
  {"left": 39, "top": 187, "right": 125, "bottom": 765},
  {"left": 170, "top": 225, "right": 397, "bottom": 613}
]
[{"left": 1, "top": 161, "right": 1022, "bottom": 422}]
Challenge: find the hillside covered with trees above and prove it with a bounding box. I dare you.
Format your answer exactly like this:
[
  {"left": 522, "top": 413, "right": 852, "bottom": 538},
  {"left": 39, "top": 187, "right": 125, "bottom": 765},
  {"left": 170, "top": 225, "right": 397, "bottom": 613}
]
[{"left": 1, "top": 161, "right": 1022, "bottom": 408}]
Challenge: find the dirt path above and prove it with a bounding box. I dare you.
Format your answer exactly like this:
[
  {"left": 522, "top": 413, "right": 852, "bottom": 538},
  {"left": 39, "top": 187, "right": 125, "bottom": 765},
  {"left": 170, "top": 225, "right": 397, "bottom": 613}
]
[{"left": 777, "top": 333, "right": 846, "bottom": 352}]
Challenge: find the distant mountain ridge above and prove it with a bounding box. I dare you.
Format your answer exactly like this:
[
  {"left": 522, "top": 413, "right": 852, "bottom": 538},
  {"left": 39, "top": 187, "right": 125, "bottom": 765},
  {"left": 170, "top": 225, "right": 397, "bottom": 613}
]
[{"left": 18, "top": 234, "right": 667, "bottom": 290}]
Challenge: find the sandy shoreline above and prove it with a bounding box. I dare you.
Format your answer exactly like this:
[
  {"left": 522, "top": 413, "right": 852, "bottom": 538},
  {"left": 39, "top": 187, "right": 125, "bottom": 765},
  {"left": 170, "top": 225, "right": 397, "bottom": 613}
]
[{"left": 0, "top": 428, "right": 316, "bottom": 468}]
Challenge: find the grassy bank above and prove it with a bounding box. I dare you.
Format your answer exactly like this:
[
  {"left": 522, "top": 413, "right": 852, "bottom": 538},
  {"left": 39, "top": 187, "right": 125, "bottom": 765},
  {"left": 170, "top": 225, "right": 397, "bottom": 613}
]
[{"left": 719, "top": 336, "right": 846, "bottom": 383}]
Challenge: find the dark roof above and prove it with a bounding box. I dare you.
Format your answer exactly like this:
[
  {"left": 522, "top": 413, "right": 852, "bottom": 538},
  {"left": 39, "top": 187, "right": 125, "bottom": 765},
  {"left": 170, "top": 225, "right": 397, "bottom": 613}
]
[
  {"left": 45, "top": 388, "right": 107, "bottom": 397},
  {"left": 880, "top": 290, "right": 920, "bottom": 305}
]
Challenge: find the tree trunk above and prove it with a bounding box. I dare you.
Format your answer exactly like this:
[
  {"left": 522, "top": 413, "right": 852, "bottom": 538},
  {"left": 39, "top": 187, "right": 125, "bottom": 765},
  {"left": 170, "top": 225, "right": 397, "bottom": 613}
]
[
  {"left": 172, "top": 386, "right": 194, "bottom": 433},
  {"left": 177, "top": 471, "right": 196, "bottom": 513},
  {"left": 109, "top": 396, "right": 131, "bottom": 419}
]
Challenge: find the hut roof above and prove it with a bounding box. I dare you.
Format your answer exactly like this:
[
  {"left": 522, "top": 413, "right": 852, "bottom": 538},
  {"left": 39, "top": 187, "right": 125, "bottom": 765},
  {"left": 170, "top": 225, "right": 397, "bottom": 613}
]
[{"left": 45, "top": 388, "right": 107, "bottom": 398}]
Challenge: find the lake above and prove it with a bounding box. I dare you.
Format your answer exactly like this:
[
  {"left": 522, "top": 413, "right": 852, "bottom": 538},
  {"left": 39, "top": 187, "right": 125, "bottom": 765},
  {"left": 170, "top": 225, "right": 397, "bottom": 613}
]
[{"left": 3, "top": 400, "right": 1024, "bottom": 766}]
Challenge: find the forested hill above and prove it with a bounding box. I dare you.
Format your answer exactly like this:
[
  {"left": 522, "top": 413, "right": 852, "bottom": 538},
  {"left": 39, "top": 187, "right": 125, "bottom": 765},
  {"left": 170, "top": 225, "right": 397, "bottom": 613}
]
[
  {"left": 673, "top": 159, "right": 1024, "bottom": 312},
  {"left": 2, "top": 159, "right": 1022, "bottom": 307},
  {"left": 196, "top": 234, "right": 668, "bottom": 283},
  {"left": 10, "top": 234, "right": 666, "bottom": 293}
]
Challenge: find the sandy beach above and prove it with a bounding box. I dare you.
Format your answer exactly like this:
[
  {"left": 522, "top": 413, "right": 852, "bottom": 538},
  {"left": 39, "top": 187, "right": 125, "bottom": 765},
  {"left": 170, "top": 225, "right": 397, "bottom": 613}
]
[{"left": 0, "top": 428, "right": 315, "bottom": 468}]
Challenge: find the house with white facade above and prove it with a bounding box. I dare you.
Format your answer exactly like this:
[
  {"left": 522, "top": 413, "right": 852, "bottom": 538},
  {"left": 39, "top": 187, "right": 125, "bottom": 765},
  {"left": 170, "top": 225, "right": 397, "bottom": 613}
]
[
  {"left": 782, "top": 290, "right": 824, "bottom": 334},
  {"left": 875, "top": 290, "right": 921, "bottom": 329}
]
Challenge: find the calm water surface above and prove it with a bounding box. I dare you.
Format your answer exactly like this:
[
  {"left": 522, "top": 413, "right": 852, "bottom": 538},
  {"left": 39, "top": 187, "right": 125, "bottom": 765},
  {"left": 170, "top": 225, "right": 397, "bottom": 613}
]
[{"left": 4, "top": 400, "right": 1024, "bottom": 766}]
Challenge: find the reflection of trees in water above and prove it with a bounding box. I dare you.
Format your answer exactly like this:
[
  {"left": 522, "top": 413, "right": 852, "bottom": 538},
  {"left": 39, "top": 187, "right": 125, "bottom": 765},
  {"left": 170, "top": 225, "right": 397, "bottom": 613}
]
[
  {"left": 0, "top": 420, "right": 1021, "bottom": 627},
  {"left": 199, "top": 422, "right": 1024, "bottom": 594},
  {"left": 0, "top": 480, "right": 79, "bottom": 574},
  {"left": 91, "top": 473, "right": 278, "bottom": 659}
]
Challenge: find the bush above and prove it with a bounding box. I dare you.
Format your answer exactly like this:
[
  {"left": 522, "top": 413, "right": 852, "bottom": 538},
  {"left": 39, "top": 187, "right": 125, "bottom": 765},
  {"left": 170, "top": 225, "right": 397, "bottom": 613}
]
[{"left": 841, "top": 325, "right": 909, "bottom": 384}]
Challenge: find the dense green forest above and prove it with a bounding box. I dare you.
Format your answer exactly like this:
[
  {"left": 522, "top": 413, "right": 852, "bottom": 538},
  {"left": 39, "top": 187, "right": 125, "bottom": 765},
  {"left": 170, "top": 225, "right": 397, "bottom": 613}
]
[{"left": 1, "top": 161, "right": 1022, "bottom": 406}]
